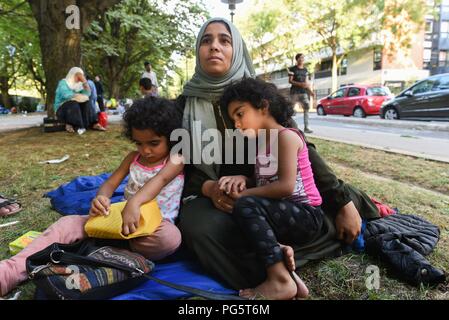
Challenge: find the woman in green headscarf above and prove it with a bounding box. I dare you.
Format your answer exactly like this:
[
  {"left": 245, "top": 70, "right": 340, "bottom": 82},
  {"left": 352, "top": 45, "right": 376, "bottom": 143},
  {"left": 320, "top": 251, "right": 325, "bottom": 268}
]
[{"left": 177, "top": 18, "right": 380, "bottom": 299}]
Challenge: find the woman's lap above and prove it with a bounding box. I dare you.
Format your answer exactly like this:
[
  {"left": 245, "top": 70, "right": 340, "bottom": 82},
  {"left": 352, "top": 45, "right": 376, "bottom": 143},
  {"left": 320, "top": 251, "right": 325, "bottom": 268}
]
[
  {"left": 179, "top": 196, "right": 342, "bottom": 289},
  {"left": 179, "top": 197, "right": 266, "bottom": 289},
  {"left": 57, "top": 100, "right": 97, "bottom": 129}
]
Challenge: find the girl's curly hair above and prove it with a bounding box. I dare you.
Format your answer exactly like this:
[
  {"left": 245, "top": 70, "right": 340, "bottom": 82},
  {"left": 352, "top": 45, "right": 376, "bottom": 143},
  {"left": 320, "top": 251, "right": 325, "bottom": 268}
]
[
  {"left": 220, "top": 78, "right": 294, "bottom": 127},
  {"left": 123, "top": 96, "right": 182, "bottom": 149}
]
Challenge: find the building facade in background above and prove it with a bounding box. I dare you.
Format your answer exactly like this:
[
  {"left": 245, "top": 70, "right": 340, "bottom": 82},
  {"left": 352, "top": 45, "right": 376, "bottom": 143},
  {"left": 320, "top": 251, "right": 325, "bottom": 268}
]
[
  {"left": 426, "top": 0, "right": 449, "bottom": 75},
  {"left": 257, "top": 2, "right": 449, "bottom": 99}
]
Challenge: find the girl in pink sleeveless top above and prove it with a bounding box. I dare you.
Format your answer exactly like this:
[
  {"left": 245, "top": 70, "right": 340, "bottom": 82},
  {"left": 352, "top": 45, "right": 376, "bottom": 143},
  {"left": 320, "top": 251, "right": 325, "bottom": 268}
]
[{"left": 218, "top": 78, "right": 324, "bottom": 300}]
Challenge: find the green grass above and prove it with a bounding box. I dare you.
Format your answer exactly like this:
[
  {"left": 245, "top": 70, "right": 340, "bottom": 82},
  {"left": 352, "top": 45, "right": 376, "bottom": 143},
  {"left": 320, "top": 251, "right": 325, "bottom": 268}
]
[
  {"left": 308, "top": 137, "right": 449, "bottom": 195},
  {"left": 0, "top": 127, "right": 448, "bottom": 299}
]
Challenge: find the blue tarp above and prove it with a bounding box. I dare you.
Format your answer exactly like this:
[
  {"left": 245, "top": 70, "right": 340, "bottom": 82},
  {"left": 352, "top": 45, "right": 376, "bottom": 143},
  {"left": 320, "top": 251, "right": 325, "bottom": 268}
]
[
  {"left": 45, "top": 173, "right": 128, "bottom": 215},
  {"left": 44, "top": 174, "right": 236, "bottom": 300},
  {"left": 113, "top": 259, "right": 237, "bottom": 300}
]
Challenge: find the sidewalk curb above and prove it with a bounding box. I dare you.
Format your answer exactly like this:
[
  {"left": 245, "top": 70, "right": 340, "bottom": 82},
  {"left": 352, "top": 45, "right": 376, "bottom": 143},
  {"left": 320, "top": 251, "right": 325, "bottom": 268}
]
[
  {"left": 307, "top": 134, "right": 449, "bottom": 164},
  {"left": 303, "top": 115, "right": 449, "bottom": 133}
]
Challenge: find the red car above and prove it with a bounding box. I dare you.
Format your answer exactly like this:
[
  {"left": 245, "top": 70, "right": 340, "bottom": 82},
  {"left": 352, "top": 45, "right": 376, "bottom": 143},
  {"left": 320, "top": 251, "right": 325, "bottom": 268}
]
[{"left": 317, "top": 85, "right": 393, "bottom": 118}]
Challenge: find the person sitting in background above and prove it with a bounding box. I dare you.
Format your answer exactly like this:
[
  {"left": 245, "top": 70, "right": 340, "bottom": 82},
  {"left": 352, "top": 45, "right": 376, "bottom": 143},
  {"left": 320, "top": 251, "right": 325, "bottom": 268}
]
[
  {"left": 142, "top": 62, "right": 159, "bottom": 96},
  {"left": 54, "top": 67, "right": 106, "bottom": 135},
  {"left": 139, "top": 78, "right": 156, "bottom": 98}
]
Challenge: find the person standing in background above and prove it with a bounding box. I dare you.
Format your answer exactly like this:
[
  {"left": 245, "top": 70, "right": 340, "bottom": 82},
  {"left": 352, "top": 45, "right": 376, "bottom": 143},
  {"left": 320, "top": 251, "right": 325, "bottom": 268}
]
[
  {"left": 289, "top": 53, "right": 314, "bottom": 134},
  {"left": 86, "top": 75, "right": 99, "bottom": 115},
  {"left": 94, "top": 76, "right": 105, "bottom": 112}
]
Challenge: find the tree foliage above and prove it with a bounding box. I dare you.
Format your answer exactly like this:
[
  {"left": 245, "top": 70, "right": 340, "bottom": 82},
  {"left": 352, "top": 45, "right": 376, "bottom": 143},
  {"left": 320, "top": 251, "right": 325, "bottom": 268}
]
[
  {"left": 238, "top": 1, "right": 287, "bottom": 79},
  {"left": 378, "top": 0, "right": 429, "bottom": 60},
  {"left": 0, "top": 0, "right": 44, "bottom": 108},
  {"left": 284, "top": 0, "right": 381, "bottom": 92},
  {"left": 83, "top": 0, "right": 208, "bottom": 99},
  {"left": 241, "top": 0, "right": 429, "bottom": 92}
]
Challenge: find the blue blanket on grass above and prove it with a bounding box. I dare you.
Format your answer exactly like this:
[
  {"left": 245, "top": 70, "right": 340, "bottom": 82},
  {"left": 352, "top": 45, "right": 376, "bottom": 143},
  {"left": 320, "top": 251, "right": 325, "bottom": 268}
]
[
  {"left": 45, "top": 173, "right": 127, "bottom": 216},
  {"left": 44, "top": 174, "right": 236, "bottom": 300}
]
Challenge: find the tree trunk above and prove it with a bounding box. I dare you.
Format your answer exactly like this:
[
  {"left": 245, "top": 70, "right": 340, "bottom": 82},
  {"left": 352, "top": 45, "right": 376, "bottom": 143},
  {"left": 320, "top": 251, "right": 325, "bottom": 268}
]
[
  {"left": 106, "top": 55, "right": 121, "bottom": 98},
  {"left": 0, "top": 76, "right": 12, "bottom": 109},
  {"left": 110, "top": 83, "right": 121, "bottom": 99},
  {"left": 27, "top": 0, "right": 122, "bottom": 118},
  {"left": 331, "top": 49, "right": 338, "bottom": 93}
]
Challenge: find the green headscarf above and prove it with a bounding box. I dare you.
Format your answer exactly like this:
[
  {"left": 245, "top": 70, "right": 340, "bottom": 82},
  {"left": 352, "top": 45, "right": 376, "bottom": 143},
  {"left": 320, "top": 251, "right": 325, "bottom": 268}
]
[{"left": 182, "top": 18, "right": 255, "bottom": 180}]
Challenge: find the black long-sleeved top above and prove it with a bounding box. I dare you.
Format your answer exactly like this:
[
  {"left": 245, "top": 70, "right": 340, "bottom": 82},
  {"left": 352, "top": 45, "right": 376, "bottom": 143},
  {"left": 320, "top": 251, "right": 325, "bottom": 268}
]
[{"left": 94, "top": 80, "right": 104, "bottom": 96}]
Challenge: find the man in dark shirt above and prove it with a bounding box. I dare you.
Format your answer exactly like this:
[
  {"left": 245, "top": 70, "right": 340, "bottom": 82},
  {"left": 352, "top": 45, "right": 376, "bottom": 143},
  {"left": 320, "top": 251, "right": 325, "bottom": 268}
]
[
  {"left": 289, "top": 53, "right": 314, "bottom": 133},
  {"left": 94, "top": 76, "right": 105, "bottom": 112}
]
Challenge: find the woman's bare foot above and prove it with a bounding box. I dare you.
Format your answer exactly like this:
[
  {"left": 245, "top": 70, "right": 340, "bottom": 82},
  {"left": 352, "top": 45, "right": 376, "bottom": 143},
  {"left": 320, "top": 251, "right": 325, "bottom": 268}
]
[
  {"left": 0, "top": 203, "right": 20, "bottom": 216},
  {"left": 239, "top": 262, "right": 298, "bottom": 300},
  {"left": 65, "top": 124, "right": 75, "bottom": 133},
  {"left": 92, "top": 123, "right": 106, "bottom": 131},
  {"left": 280, "top": 244, "right": 295, "bottom": 272}
]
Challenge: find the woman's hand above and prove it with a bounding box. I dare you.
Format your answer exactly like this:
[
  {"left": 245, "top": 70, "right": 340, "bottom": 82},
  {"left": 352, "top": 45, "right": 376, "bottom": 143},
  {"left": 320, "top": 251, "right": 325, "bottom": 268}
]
[
  {"left": 121, "top": 200, "right": 141, "bottom": 236},
  {"left": 335, "top": 201, "right": 362, "bottom": 244},
  {"left": 202, "top": 180, "right": 234, "bottom": 213},
  {"left": 89, "top": 195, "right": 110, "bottom": 217},
  {"left": 218, "top": 175, "right": 247, "bottom": 195},
  {"left": 76, "top": 73, "right": 87, "bottom": 83}
]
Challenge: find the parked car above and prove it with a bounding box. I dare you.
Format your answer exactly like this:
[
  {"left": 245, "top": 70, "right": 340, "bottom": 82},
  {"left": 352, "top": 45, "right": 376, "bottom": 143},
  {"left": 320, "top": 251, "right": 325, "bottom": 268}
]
[
  {"left": 0, "top": 105, "right": 10, "bottom": 114},
  {"left": 317, "top": 85, "right": 393, "bottom": 118},
  {"left": 380, "top": 73, "right": 449, "bottom": 121}
]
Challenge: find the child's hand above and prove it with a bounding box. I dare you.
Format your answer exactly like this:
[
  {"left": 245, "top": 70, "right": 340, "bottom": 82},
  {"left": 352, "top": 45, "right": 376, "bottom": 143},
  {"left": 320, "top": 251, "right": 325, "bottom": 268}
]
[
  {"left": 121, "top": 201, "right": 141, "bottom": 236},
  {"left": 218, "top": 175, "right": 247, "bottom": 195},
  {"left": 89, "top": 195, "right": 110, "bottom": 217},
  {"left": 228, "top": 188, "right": 249, "bottom": 200}
]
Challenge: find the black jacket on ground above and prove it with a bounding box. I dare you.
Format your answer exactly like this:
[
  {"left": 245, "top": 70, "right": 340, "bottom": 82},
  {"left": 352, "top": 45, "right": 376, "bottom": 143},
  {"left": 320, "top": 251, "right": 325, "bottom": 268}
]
[{"left": 365, "top": 214, "right": 445, "bottom": 286}]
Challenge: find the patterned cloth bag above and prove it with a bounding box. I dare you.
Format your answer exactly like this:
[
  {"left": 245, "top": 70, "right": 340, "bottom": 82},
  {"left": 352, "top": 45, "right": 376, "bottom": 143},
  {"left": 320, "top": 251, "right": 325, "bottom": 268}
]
[
  {"left": 26, "top": 239, "right": 153, "bottom": 300},
  {"left": 26, "top": 239, "right": 244, "bottom": 300}
]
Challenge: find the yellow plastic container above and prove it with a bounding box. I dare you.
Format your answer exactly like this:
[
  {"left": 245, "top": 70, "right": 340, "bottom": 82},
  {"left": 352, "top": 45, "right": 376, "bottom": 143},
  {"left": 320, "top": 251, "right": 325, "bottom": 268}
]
[
  {"left": 9, "top": 231, "right": 42, "bottom": 255},
  {"left": 84, "top": 200, "right": 162, "bottom": 240}
]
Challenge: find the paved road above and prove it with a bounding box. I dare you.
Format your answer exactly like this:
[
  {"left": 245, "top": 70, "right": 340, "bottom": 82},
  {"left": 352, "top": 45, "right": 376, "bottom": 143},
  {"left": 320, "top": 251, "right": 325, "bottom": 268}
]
[
  {"left": 2, "top": 112, "right": 449, "bottom": 163},
  {"left": 295, "top": 114, "right": 449, "bottom": 163},
  {"left": 0, "top": 113, "right": 123, "bottom": 133}
]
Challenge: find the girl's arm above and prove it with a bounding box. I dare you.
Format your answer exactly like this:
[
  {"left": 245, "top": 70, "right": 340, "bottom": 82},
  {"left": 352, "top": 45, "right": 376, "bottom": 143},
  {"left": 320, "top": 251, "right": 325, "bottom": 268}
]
[
  {"left": 122, "top": 154, "right": 185, "bottom": 235},
  {"left": 90, "top": 151, "right": 136, "bottom": 216},
  {"left": 239, "top": 130, "right": 303, "bottom": 199}
]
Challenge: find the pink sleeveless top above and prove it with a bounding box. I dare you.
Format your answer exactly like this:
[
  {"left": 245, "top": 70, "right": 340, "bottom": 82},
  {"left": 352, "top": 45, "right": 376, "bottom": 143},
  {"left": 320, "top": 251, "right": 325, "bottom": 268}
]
[
  {"left": 255, "top": 128, "right": 322, "bottom": 206},
  {"left": 124, "top": 154, "right": 184, "bottom": 223}
]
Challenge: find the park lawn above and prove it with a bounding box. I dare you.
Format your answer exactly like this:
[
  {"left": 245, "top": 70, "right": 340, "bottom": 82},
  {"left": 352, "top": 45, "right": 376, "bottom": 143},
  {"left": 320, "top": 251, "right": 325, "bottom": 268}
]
[
  {"left": 0, "top": 125, "right": 448, "bottom": 300},
  {"left": 307, "top": 137, "right": 449, "bottom": 196}
]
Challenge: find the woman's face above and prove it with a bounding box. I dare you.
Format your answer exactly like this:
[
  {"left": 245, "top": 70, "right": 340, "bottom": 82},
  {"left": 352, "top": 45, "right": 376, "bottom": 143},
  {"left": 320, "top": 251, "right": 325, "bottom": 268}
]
[{"left": 199, "top": 22, "right": 233, "bottom": 77}]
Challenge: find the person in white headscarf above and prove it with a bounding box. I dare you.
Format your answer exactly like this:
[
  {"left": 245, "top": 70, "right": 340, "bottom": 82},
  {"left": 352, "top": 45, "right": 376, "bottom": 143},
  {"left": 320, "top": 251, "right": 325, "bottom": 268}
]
[{"left": 54, "top": 67, "right": 106, "bottom": 135}]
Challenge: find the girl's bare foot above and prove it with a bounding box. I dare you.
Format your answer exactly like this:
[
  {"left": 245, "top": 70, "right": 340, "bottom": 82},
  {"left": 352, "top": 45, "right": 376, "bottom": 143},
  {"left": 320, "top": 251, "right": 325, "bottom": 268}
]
[
  {"left": 279, "top": 244, "right": 309, "bottom": 299},
  {"left": 239, "top": 262, "right": 298, "bottom": 300},
  {"left": 290, "top": 271, "right": 309, "bottom": 299},
  {"left": 280, "top": 244, "right": 295, "bottom": 271}
]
